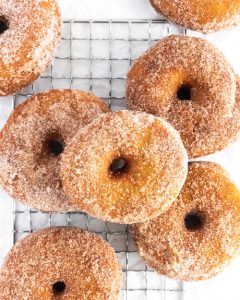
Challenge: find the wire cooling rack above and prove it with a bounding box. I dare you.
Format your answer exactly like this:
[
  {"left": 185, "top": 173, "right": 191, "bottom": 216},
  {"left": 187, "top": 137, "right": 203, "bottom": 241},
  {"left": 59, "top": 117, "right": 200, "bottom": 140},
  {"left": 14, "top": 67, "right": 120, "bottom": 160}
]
[{"left": 6, "top": 20, "right": 188, "bottom": 300}]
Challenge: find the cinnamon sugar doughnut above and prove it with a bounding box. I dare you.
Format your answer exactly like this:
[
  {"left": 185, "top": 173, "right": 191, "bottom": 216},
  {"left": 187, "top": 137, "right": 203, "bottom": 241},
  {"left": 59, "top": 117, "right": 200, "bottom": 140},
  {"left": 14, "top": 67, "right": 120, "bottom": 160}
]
[
  {"left": 0, "top": 90, "right": 109, "bottom": 212},
  {"left": 126, "top": 35, "right": 240, "bottom": 158},
  {"left": 131, "top": 162, "right": 240, "bottom": 281},
  {"left": 150, "top": 0, "right": 240, "bottom": 33},
  {"left": 0, "top": 0, "right": 61, "bottom": 96},
  {"left": 61, "top": 111, "right": 188, "bottom": 224},
  {"left": 0, "top": 227, "right": 122, "bottom": 299}
]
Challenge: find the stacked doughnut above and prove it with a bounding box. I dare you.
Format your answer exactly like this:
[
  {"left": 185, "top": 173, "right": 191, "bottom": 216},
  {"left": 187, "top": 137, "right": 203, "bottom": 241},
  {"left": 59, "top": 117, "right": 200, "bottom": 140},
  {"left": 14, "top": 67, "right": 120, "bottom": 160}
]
[
  {"left": 0, "top": 90, "right": 110, "bottom": 212},
  {"left": 125, "top": 35, "right": 240, "bottom": 281},
  {"left": 0, "top": 92, "right": 188, "bottom": 220},
  {"left": 131, "top": 162, "right": 240, "bottom": 281},
  {"left": 127, "top": 35, "right": 240, "bottom": 158},
  {"left": 60, "top": 110, "right": 188, "bottom": 223}
]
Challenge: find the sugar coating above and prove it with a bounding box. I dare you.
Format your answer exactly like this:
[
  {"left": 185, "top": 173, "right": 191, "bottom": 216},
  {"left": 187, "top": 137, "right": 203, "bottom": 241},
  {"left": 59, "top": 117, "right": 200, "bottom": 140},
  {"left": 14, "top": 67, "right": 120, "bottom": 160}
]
[
  {"left": 0, "top": 0, "right": 61, "bottom": 96},
  {"left": 131, "top": 162, "right": 240, "bottom": 281},
  {"left": 61, "top": 110, "right": 188, "bottom": 224},
  {"left": 0, "top": 227, "right": 122, "bottom": 299},
  {"left": 0, "top": 90, "right": 110, "bottom": 212},
  {"left": 126, "top": 35, "right": 240, "bottom": 158},
  {"left": 150, "top": 0, "right": 240, "bottom": 33}
]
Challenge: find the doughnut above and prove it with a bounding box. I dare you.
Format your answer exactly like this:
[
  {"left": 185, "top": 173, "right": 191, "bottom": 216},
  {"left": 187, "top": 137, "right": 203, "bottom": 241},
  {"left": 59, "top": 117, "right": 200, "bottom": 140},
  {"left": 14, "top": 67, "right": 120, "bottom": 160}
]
[
  {"left": 0, "top": 227, "right": 122, "bottom": 299},
  {"left": 0, "top": 0, "right": 61, "bottom": 96},
  {"left": 150, "top": 0, "right": 240, "bottom": 33},
  {"left": 131, "top": 162, "right": 240, "bottom": 281},
  {"left": 0, "top": 90, "right": 109, "bottom": 212},
  {"left": 61, "top": 110, "right": 188, "bottom": 224},
  {"left": 126, "top": 35, "right": 240, "bottom": 158}
]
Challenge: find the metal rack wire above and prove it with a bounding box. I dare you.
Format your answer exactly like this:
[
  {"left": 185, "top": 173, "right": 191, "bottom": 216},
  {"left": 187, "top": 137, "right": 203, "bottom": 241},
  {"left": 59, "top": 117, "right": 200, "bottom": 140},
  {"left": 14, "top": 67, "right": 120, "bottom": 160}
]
[{"left": 10, "top": 20, "right": 186, "bottom": 300}]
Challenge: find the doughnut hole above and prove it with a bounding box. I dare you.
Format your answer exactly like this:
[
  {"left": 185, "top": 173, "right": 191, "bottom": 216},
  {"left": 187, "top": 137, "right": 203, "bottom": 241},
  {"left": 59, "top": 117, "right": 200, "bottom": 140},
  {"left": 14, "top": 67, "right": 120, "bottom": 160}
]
[
  {"left": 47, "top": 139, "right": 64, "bottom": 156},
  {"left": 52, "top": 281, "right": 66, "bottom": 295},
  {"left": 184, "top": 211, "right": 205, "bottom": 231},
  {"left": 109, "top": 157, "right": 130, "bottom": 177},
  {"left": 0, "top": 17, "right": 9, "bottom": 34},
  {"left": 43, "top": 133, "right": 65, "bottom": 157},
  {"left": 177, "top": 84, "right": 192, "bottom": 101}
]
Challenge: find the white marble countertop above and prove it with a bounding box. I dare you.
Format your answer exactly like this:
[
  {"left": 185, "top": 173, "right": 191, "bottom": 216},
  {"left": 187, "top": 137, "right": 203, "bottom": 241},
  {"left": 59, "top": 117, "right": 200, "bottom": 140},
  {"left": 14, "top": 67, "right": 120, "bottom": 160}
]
[{"left": 0, "top": 1, "right": 240, "bottom": 299}]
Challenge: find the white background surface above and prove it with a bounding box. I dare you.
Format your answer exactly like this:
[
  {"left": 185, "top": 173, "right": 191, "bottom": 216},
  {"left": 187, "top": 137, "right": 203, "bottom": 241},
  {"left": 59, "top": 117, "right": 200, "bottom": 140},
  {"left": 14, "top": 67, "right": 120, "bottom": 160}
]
[{"left": 0, "top": 0, "right": 240, "bottom": 299}]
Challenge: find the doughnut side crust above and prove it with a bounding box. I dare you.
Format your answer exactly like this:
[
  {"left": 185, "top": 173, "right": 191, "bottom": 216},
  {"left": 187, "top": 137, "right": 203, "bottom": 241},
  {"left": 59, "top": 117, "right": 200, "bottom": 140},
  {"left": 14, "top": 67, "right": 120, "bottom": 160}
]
[
  {"left": 0, "top": 0, "right": 62, "bottom": 96},
  {"left": 0, "top": 90, "right": 110, "bottom": 212},
  {"left": 187, "top": 76, "right": 240, "bottom": 158},
  {"left": 61, "top": 111, "right": 188, "bottom": 224},
  {"left": 0, "top": 227, "right": 122, "bottom": 299},
  {"left": 150, "top": 0, "right": 240, "bottom": 33},
  {"left": 131, "top": 162, "right": 240, "bottom": 281},
  {"left": 126, "top": 35, "right": 239, "bottom": 158}
]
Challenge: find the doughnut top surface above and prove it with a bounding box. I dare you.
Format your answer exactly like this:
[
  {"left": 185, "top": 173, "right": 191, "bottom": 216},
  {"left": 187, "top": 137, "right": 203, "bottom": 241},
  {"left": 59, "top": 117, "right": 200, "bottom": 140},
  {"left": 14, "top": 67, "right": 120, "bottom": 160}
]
[
  {"left": 0, "top": 0, "right": 61, "bottom": 95},
  {"left": 131, "top": 162, "right": 240, "bottom": 281},
  {"left": 61, "top": 110, "right": 188, "bottom": 224},
  {"left": 0, "top": 227, "right": 122, "bottom": 299},
  {"left": 126, "top": 35, "right": 240, "bottom": 158},
  {"left": 0, "top": 90, "right": 109, "bottom": 212},
  {"left": 150, "top": 0, "right": 240, "bottom": 33}
]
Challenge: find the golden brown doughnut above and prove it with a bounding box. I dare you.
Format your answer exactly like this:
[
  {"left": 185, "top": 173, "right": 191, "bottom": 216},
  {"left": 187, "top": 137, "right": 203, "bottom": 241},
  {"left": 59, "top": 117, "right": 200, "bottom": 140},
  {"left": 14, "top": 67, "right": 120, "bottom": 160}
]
[
  {"left": 126, "top": 35, "right": 240, "bottom": 158},
  {"left": 0, "top": 0, "right": 61, "bottom": 96},
  {"left": 61, "top": 110, "right": 188, "bottom": 224},
  {"left": 0, "top": 227, "right": 122, "bottom": 299},
  {"left": 0, "top": 90, "right": 109, "bottom": 212},
  {"left": 131, "top": 162, "right": 240, "bottom": 281},
  {"left": 150, "top": 0, "right": 240, "bottom": 33}
]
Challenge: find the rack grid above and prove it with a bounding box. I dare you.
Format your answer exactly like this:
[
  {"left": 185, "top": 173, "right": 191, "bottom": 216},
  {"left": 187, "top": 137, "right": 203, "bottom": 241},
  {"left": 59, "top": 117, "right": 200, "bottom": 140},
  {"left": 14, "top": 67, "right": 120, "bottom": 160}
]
[{"left": 9, "top": 20, "right": 187, "bottom": 300}]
